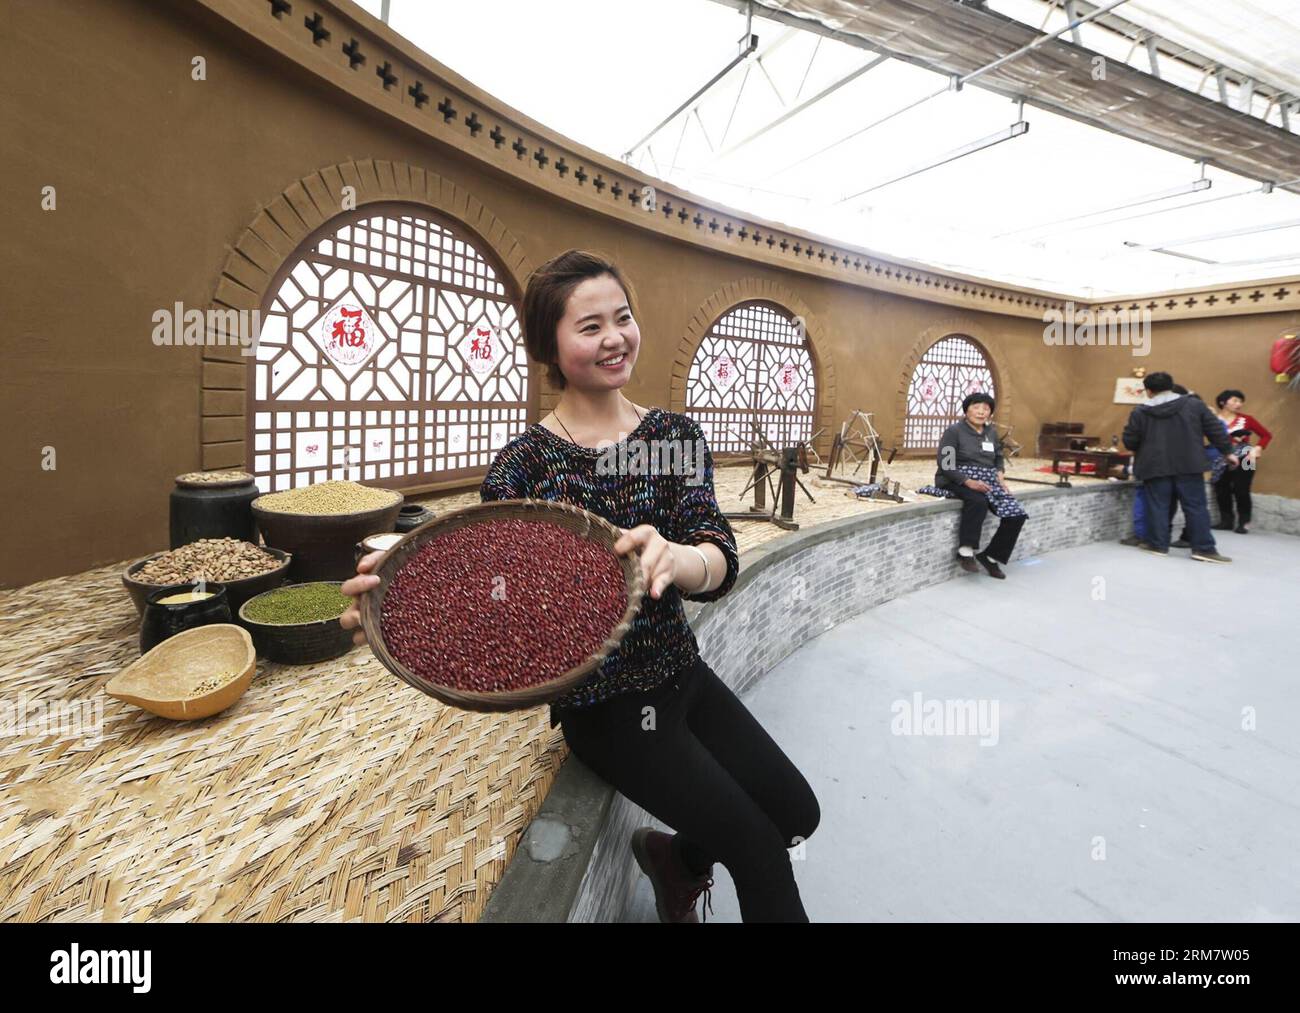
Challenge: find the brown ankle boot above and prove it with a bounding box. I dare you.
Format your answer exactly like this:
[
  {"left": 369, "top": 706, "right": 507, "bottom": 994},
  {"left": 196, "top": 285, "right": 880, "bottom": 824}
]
[{"left": 631, "top": 827, "right": 715, "bottom": 923}]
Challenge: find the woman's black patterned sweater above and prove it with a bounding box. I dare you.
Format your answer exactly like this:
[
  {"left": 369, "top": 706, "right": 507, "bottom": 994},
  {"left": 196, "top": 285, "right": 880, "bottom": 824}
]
[{"left": 479, "top": 407, "right": 740, "bottom": 718}]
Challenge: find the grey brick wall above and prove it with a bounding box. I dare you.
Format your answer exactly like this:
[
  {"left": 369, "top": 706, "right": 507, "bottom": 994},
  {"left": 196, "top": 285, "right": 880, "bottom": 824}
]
[{"left": 1219, "top": 491, "right": 1300, "bottom": 537}]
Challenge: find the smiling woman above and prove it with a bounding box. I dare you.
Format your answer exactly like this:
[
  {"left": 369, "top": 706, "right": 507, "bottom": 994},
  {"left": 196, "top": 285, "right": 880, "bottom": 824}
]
[
  {"left": 341, "top": 248, "right": 822, "bottom": 922},
  {"left": 520, "top": 249, "right": 641, "bottom": 393}
]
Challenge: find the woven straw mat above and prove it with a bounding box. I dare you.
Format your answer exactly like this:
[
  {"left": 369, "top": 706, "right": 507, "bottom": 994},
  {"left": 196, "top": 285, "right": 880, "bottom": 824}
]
[{"left": 0, "top": 559, "right": 566, "bottom": 923}]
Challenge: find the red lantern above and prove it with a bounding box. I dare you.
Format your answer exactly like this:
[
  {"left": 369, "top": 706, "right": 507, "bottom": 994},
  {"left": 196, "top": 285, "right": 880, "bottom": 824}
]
[{"left": 1270, "top": 332, "right": 1299, "bottom": 383}]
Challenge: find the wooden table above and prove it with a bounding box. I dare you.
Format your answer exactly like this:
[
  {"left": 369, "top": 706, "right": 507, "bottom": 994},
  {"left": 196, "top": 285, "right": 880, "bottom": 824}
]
[
  {"left": 1051, "top": 449, "right": 1132, "bottom": 480},
  {"left": 1037, "top": 433, "right": 1099, "bottom": 456}
]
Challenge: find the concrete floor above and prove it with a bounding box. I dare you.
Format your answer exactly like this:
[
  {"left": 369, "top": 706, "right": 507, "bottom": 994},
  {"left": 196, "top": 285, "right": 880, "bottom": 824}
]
[{"left": 628, "top": 531, "right": 1300, "bottom": 922}]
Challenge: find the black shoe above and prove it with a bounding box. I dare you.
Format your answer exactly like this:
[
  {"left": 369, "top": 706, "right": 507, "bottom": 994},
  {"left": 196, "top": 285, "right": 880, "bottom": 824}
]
[
  {"left": 1171, "top": 539, "right": 1190, "bottom": 548},
  {"left": 630, "top": 828, "right": 714, "bottom": 924},
  {"left": 975, "top": 552, "right": 1006, "bottom": 579},
  {"left": 1212, "top": 523, "right": 1234, "bottom": 531},
  {"left": 1235, "top": 525, "right": 1248, "bottom": 534},
  {"left": 956, "top": 551, "right": 979, "bottom": 573},
  {"left": 1141, "top": 543, "right": 1169, "bottom": 555},
  {"left": 1119, "top": 535, "right": 1142, "bottom": 546}
]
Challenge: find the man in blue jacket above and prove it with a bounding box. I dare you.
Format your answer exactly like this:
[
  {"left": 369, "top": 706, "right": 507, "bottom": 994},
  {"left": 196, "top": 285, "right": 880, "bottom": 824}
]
[{"left": 1122, "top": 372, "right": 1235, "bottom": 561}]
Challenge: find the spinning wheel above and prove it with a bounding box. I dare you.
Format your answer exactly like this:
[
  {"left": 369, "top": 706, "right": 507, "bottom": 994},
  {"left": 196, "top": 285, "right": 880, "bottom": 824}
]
[
  {"left": 996, "top": 423, "right": 1022, "bottom": 459},
  {"left": 799, "top": 427, "right": 826, "bottom": 470},
  {"left": 719, "top": 420, "right": 817, "bottom": 531},
  {"left": 824, "top": 411, "right": 903, "bottom": 500}
]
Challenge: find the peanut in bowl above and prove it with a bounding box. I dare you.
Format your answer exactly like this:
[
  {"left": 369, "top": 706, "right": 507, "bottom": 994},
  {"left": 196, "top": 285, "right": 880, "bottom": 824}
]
[{"left": 121, "top": 541, "right": 290, "bottom": 617}]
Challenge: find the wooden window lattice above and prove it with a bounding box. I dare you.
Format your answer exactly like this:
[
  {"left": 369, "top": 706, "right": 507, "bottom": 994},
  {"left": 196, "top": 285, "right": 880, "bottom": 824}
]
[
  {"left": 902, "top": 335, "right": 996, "bottom": 450},
  {"left": 684, "top": 301, "right": 817, "bottom": 454},
  {"left": 249, "top": 205, "right": 528, "bottom": 493}
]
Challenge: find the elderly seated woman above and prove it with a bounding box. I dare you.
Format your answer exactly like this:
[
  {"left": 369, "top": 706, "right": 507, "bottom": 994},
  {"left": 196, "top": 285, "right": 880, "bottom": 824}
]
[{"left": 934, "top": 393, "right": 1028, "bottom": 579}]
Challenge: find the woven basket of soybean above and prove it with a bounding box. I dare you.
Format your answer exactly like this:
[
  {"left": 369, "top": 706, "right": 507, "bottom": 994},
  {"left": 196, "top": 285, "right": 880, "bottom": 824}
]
[{"left": 359, "top": 498, "right": 645, "bottom": 712}]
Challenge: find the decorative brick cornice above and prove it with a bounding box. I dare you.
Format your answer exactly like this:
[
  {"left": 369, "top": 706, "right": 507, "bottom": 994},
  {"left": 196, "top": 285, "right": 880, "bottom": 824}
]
[
  {"left": 199, "top": 159, "right": 542, "bottom": 470},
  {"left": 892, "top": 319, "right": 1012, "bottom": 453},
  {"left": 1073, "top": 285, "right": 1300, "bottom": 323},
  {"left": 186, "top": 1, "right": 1300, "bottom": 325},
  {"left": 185, "top": 0, "right": 1077, "bottom": 322},
  {"left": 669, "top": 278, "right": 836, "bottom": 456}
]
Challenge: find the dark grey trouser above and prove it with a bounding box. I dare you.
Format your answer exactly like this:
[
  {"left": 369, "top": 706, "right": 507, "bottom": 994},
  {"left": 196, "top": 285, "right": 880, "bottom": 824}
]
[{"left": 557, "top": 655, "right": 820, "bottom": 922}]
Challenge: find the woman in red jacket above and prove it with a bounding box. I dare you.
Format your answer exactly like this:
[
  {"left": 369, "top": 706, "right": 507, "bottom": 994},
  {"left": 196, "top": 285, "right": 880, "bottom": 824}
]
[{"left": 1212, "top": 389, "right": 1273, "bottom": 533}]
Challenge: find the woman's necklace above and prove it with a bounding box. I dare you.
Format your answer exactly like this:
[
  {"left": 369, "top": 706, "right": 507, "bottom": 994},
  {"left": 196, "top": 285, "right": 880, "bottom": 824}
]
[{"left": 554, "top": 403, "right": 644, "bottom": 447}]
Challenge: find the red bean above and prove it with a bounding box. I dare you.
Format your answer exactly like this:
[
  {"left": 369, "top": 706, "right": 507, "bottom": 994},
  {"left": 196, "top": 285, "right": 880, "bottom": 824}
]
[{"left": 379, "top": 518, "right": 629, "bottom": 693}]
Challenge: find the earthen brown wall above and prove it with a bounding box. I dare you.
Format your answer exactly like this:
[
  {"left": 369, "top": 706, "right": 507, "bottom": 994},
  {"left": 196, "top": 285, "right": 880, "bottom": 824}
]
[
  {"left": 2, "top": 0, "right": 1295, "bottom": 589},
  {"left": 1066, "top": 313, "right": 1298, "bottom": 485}
]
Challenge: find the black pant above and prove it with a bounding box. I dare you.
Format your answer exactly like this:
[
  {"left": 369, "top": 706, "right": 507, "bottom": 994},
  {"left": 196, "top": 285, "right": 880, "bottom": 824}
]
[
  {"left": 1215, "top": 466, "right": 1254, "bottom": 526},
  {"left": 1168, "top": 490, "right": 1202, "bottom": 543},
  {"left": 1144, "top": 474, "right": 1216, "bottom": 552},
  {"left": 557, "top": 655, "right": 820, "bottom": 922},
  {"left": 950, "top": 484, "right": 1026, "bottom": 563}
]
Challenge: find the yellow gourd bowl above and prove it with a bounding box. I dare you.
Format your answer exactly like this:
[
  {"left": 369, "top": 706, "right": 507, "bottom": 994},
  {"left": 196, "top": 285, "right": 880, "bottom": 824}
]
[{"left": 105, "top": 624, "right": 256, "bottom": 720}]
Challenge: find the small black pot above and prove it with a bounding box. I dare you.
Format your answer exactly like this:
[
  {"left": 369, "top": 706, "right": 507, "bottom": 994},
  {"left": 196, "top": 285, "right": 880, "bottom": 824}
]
[
  {"left": 238, "top": 582, "right": 354, "bottom": 665},
  {"left": 140, "top": 583, "right": 232, "bottom": 654},
  {"left": 394, "top": 504, "right": 434, "bottom": 533}
]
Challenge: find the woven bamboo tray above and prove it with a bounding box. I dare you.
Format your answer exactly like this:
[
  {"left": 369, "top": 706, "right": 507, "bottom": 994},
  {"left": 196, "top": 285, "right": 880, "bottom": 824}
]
[{"left": 359, "top": 499, "right": 645, "bottom": 712}]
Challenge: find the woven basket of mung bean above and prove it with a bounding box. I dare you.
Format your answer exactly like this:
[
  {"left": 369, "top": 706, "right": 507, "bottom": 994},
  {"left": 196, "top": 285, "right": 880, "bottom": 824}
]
[{"left": 359, "top": 499, "right": 645, "bottom": 712}]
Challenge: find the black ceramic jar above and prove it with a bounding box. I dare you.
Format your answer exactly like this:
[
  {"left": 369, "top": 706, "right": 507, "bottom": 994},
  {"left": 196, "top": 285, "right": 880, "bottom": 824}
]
[
  {"left": 170, "top": 472, "right": 259, "bottom": 549},
  {"left": 140, "top": 583, "right": 232, "bottom": 654},
  {"left": 394, "top": 504, "right": 434, "bottom": 533}
]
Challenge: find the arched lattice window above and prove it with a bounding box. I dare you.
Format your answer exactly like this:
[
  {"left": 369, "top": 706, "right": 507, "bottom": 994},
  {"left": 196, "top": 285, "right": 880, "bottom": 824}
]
[
  {"left": 902, "top": 335, "right": 996, "bottom": 449},
  {"left": 684, "top": 301, "right": 817, "bottom": 453},
  {"left": 249, "top": 204, "right": 529, "bottom": 492}
]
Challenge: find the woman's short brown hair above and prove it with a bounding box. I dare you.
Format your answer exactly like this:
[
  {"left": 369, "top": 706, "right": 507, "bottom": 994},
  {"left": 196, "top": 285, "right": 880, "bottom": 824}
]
[{"left": 521, "top": 249, "right": 637, "bottom": 389}]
